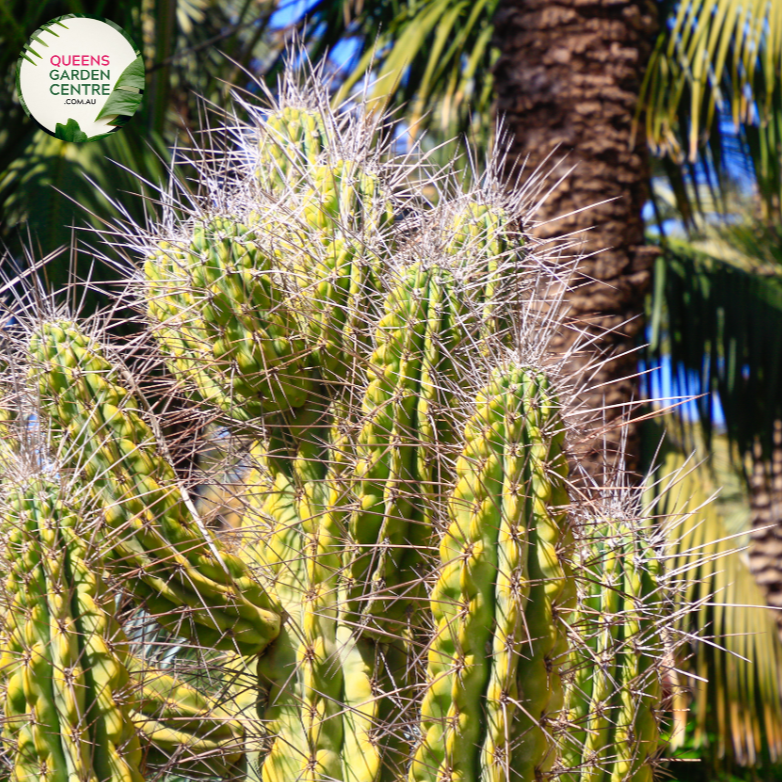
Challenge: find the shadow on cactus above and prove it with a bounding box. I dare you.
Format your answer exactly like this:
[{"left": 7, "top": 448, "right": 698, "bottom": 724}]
[{"left": 0, "top": 53, "right": 714, "bottom": 782}]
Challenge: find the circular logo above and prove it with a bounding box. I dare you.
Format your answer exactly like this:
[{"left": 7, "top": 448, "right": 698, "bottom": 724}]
[{"left": 16, "top": 15, "right": 143, "bottom": 142}]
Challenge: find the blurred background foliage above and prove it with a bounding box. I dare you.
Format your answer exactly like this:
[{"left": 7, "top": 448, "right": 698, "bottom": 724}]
[
  {"left": 0, "top": 0, "right": 286, "bottom": 290},
  {"left": 3, "top": 0, "right": 782, "bottom": 779}
]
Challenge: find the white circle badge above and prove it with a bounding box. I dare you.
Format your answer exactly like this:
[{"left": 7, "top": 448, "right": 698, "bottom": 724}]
[{"left": 16, "top": 15, "right": 143, "bottom": 142}]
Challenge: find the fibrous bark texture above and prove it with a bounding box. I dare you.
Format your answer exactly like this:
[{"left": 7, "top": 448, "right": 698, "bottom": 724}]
[
  {"left": 749, "top": 421, "right": 782, "bottom": 637},
  {"left": 493, "top": 0, "right": 659, "bottom": 479}
]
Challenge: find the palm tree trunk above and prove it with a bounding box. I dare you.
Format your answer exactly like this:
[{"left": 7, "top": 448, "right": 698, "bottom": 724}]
[
  {"left": 749, "top": 422, "right": 782, "bottom": 637},
  {"left": 493, "top": 0, "right": 659, "bottom": 479}
]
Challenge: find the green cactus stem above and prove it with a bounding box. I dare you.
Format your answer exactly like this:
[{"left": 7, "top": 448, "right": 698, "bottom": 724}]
[
  {"left": 410, "top": 365, "right": 568, "bottom": 782},
  {"left": 0, "top": 476, "right": 143, "bottom": 782},
  {"left": 564, "top": 527, "right": 621, "bottom": 782},
  {"left": 509, "top": 372, "right": 574, "bottom": 782},
  {"left": 145, "top": 217, "right": 316, "bottom": 421},
  {"left": 557, "top": 529, "right": 605, "bottom": 782},
  {"left": 279, "top": 160, "right": 392, "bottom": 383},
  {"left": 560, "top": 519, "right": 664, "bottom": 782},
  {"left": 349, "top": 262, "right": 466, "bottom": 635},
  {"left": 609, "top": 533, "right": 662, "bottom": 782},
  {"left": 257, "top": 107, "right": 330, "bottom": 193},
  {"left": 128, "top": 656, "right": 245, "bottom": 775},
  {"left": 0, "top": 389, "right": 18, "bottom": 468},
  {"left": 445, "top": 201, "right": 522, "bottom": 339},
  {"left": 29, "top": 321, "right": 281, "bottom": 654}
]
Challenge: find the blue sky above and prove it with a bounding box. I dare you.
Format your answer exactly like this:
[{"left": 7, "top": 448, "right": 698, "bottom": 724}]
[
  {"left": 269, "top": 0, "right": 319, "bottom": 29},
  {"left": 269, "top": 0, "right": 364, "bottom": 73},
  {"left": 640, "top": 353, "right": 727, "bottom": 427}
]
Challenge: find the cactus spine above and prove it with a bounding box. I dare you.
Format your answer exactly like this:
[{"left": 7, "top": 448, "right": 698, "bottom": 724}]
[
  {"left": 560, "top": 516, "right": 666, "bottom": 782},
  {"left": 410, "top": 366, "right": 566, "bottom": 782},
  {"left": 29, "top": 321, "right": 280, "bottom": 654},
  {"left": 145, "top": 218, "right": 315, "bottom": 420},
  {"left": 0, "top": 57, "right": 684, "bottom": 782},
  {"left": 129, "top": 658, "right": 245, "bottom": 774},
  {"left": 350, "top": 263, "right": 465, "bottom": 633},
  {"left": 0, "top": 477, "right": 143, "bottom": 782}
]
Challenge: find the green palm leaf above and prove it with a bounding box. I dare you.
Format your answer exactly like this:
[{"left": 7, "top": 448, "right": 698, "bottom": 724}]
[
  {"left": 298, "top": 0, "right": 782, "bottom": 211},
  {"left": 648, "top": 241, "right": 782, "bottom": 461},
  {"left": 0, "top": 128, "right": 168, "bottom": 294},
  {"left": 301, "top": 0, "right": 499, "bottom": 142},
  {"left": 0, "top": 0, "right": 282, "bottom": 301},
  {"left": 639, "top": 0, "right": 782, "bottom": 153},
  {"left": 649, "top": 449, "right": 782, "bottom": 765},
  {"left": 639, "top": 0, "right": 782, "bottom": 215}
]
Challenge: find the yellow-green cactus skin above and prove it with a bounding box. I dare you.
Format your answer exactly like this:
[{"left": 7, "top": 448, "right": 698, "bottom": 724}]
[
  {"left": 241, "top": 402, "right": 389, "bottom": 782},
  {"left": 0, "top": 67, "right": 678, "bottom": 782},
  {"left": 560, "top": 527, "right": 620, "bottom": 782},
  {"left": 262, "top": 408, "right": 346, "bottom": 782},
  {"left": 283, "top": 161, "right": 392, "bottom": 378},
  {"left": 560, "top": 521, "right": 664, "bottom": 782},
  {"left": 348, "top": 263, "right": 465, "bottom": 634},
  {"left": 511, "top": 373, "right": 575, "bottom": 782},
  {"left": 410, "top": 366, "right": 570, "bottom": 782},
  {"left": 609, "top": 534, "right": 662, "bottom": 782},
  {"left": 0, "top": 477, "right": 143, "bottom": 782},
  {"left": 558, "top": 530, "right": 608, "bottom": 782},
  {"left": 0, "top": 389, "right": 18, "bottom": 468},
  {"left": 445, "top": 201, "right": 521, "bottom": 339},
  {"left": 257, "top": 107, "right": 330, "bottom": 193},
  {"left": 145, "top": 218, "right": 315, "bottom": 421},
  {"left": 128, "top": 657, "right": 245, "bottom": 775},
  {"left": 28, "top": 321, "right": 281, "bottom": 654}
]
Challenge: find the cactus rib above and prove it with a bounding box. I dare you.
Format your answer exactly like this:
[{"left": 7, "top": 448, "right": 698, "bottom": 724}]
[{"left": 29, "top": 321, "right": 281, "bottom": 654}]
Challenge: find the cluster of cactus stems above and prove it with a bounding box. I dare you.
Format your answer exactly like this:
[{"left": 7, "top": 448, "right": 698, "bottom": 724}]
[{"left": 0, "top": 60, "right": 687, "bottom": 782}]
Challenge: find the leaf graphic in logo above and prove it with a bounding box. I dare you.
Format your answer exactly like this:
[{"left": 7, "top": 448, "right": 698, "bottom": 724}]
[
  {"left": 54, "top": 118, "right": 88, "bottom": 142},
  {"left": 95, "top": 56, "right": 144, "bottom": 125}
]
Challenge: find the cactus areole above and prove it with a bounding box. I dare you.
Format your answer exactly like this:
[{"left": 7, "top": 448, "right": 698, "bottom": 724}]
[{"left": 0, "top": 57, "right": 677, "bottom": 782}]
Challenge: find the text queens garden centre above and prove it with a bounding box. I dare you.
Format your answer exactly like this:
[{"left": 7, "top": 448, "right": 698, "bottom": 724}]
[
  {"left": 16, "top": 16, "right": 141, "bottom": 141},
  {"left": 49, "top": 55, "right": 113, "bottom": 102}
]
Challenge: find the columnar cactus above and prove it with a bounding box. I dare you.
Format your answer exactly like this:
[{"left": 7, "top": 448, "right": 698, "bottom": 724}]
[
  {"left": 28, "top": 322, "right": 280, "bottom": 654},
  {"left": 559, "top": 504, "right": 669, "bottom": 782},
  {"left": 0, "top": 475, "right": 142, "bottom": 782},
  {"left": 0, "top": 467, "right": 249, "bottom": 782},
  {"left": 0, "top": 57, "right": 686, "bottom": 782},
  {"left": 129, "top": 658, "right": 245, "bottom": 774},
  {"left": 409, "top": 366, "right": 572, "bottom": 782},
  {"left": 349, "top": 261, "right": 466, "bottom": 633},
  {"left": 144, "top": 218, "right": 316, "bottom": 420}
]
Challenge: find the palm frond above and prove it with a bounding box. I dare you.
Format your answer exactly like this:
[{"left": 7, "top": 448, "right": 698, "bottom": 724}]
[
  {"left": 0, "top": 0, "right": 282, "bottom": 296},
  {"left": 0, "top": 128, "right": 169, "bottom": 297},
  {"left": 649, "top": 449, "right": 782, "bottom": 766},
  {"left": 639, "top": 0, "right": 782, "bottom": 159},
  {"left": 648, "top": 241, "right": 782, "bottom": 461},
  {"left": 639, "top": 0, "right": 782, "bottom": 217},
  {"left": 297, "top": 0, "right": 499, "bottom": 144}
]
